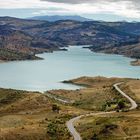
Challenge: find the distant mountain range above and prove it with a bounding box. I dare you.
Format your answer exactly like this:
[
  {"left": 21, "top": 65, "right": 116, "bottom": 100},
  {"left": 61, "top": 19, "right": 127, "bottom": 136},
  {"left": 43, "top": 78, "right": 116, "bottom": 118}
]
[
  {"left": 30, "top": 15, "right": 93, "bottom": 22},
  {"left": 0, "top": 16, "right": 140, "bottom": 63}
]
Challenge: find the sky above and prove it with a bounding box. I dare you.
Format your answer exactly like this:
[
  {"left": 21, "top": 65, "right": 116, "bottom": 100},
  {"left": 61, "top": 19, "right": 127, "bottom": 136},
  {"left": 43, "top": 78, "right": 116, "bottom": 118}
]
[{"left": 0, "top": 0, "right": 140, "bottom": 21}]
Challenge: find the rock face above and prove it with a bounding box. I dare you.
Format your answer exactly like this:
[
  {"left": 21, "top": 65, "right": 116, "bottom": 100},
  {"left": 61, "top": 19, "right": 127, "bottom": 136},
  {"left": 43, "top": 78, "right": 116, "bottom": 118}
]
[{"left": 0, "top": 17, "right": 140, "bottom": 61}]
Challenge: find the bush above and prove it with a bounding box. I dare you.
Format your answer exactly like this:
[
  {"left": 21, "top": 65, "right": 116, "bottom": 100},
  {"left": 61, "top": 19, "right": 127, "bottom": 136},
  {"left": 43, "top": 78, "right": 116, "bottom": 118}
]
[
  {"left": 52, "top": 104, "right": 60, "bottom": 113},
  {"left": 91, "top": 134, "right": 99, "bottom": 140},
  {"left": 117, "top": 99, "right": 125, "bottom": 109},
  {"left": 47, "top": 122, "right": 57, "bottom": 136}
]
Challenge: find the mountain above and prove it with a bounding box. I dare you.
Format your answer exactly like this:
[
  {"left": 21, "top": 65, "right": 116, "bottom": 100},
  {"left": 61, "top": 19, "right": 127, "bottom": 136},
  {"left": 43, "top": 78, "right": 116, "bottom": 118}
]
[
  {"left": 0, "top": 16, "right": 140, "bottom": 62},
  {"left": 30, "top": 15, "right": 93, "bottom": 22}
]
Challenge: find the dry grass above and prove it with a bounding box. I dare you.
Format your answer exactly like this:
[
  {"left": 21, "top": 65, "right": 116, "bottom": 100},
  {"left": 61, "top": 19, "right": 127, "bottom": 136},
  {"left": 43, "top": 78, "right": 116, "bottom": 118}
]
[
  {"left": 75, "top": 111, "right": 140, "bottom": 140},
  {"left": 0, "top": 77, "right": 140, "bottom": 140},
  {"left": 120, "top": 80, "right": 140, "bottom": 104},
  {"left": 73, "top": 78, "right": 140, "bottom": 140},
  {"left": 49, "top": 77, "right": 131, "bottom": 111},
  {"left": 0, "top": 89, "right": 85, "bottom": 140}
]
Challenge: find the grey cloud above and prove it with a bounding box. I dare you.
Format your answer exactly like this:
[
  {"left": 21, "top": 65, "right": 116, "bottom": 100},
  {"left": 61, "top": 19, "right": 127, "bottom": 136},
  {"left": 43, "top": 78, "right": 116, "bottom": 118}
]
[
  {"left": 41, "top": 0, "right": 140, "bottom": 10},
  {"left": 41, "top": 0, "right": 102, "bottom": 4},
  {"left": 41, "top": 0, "right": 136, "bottom": 4},
  {"left": 130, "top": 0, "right": 140, "bottom": 10}
]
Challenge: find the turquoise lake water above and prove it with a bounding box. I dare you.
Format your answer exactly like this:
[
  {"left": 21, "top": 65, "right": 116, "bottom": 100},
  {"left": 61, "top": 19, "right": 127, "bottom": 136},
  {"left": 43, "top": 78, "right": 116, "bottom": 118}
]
[{"left": 0, "top": 45, "right": 139, "bottom": 92}]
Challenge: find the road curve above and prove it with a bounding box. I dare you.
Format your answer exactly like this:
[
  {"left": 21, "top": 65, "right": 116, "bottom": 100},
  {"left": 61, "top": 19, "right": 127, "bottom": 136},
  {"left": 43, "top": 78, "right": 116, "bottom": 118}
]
[
  {"left": 46, "top": 82, "right": 138, "bottom": 140},
  {"left": 66, "top": 82, "right": 138, "bottom": 140},
  {"left": 66, "top": 111, "right": 116, "bottom": 140},
  {"left": 113, "top": 82, "right": 138, "bottom": 110},
  {"left": 66, "top": 115, "right": 83, "bottom": 140}
]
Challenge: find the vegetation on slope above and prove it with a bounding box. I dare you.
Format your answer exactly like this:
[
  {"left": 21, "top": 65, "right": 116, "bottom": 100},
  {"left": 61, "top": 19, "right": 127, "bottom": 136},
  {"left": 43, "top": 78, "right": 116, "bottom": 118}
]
[
  {"left": 74, "top": 78, "right": 140, "bottom": 140},
  {"left": 0, "top": 88, "right": 84, "bottom": 140},
  {"left": 0, "top": 17, "right": 140, "bottom": 63},
  {"left": 50, "top": 77, "right": 131, "bottom": 111},
  {"left": 0, "top": 77, "right": 140, "bottom": 140},
  {"left": 0, "top": 48, "right": 41, "bottom": 61},
  {"left": 75, "top": 112, "right": 140, "bottom": 140}
]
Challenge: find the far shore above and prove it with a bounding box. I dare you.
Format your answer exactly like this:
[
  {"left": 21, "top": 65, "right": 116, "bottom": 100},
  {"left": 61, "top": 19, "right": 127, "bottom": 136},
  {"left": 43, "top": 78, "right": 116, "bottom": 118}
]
[
  {"left": 88, "top": 48, "right": 140, "bottom": 66},
  {"left": 0, "top": 46, "right": 140, "bottom": 66}
]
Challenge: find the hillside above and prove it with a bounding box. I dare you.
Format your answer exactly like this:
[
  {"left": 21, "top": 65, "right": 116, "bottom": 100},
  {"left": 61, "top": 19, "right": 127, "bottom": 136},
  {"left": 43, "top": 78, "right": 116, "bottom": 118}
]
[
  {"left": 89, "top": 21, "right": 140, "bottom": 60},
  {"left": 0, "top": 24, "right": 43, "bottom": 61},
  {"left": 28, "top": 21, "right": 138, "bottom": 45},
  {"left": 0, "top": 89, "right": 74, "bottom": 140},
  {"left": 105, "top": 21, "right": 140, "bottom": 35},
  {"left": 89, "top": 42, "right": 140, "bottom": 59},
  {"left": 0, "top": 17, "right": 140, "bottom": 63},
  {"left": 0, "top": 22, "right": 63, "bottom": 61},
  {"left": 50, "top": 77, "right": 140, "bottom": 140},
  {"left": 0, "top": 49, "right": 41, "bottom": 61},
  {"left": 0, "top": 77, "right": 140, "bottom": 140}
]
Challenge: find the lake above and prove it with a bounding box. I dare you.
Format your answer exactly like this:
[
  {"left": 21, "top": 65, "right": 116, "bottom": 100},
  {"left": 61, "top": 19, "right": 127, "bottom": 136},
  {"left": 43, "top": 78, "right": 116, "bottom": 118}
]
[{"left": 0, "top": 45, "right": 140, "bottom": 92}]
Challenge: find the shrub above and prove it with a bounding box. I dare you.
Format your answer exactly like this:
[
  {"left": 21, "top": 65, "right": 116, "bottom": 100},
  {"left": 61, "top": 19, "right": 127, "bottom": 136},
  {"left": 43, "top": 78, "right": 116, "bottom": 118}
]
[
  {"left": 52, "top": 104, "right": 60, "bottom": 113},
  {"left": 117, "top": 99, "right": 125, "bottom": 109}
]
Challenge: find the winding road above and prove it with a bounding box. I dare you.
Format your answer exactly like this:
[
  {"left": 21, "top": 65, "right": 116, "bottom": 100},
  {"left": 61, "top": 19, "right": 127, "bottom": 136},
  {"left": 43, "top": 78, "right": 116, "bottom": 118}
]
[
  {"left": 46, "top": 82, "right": 138, "bottom": 140},
  {"left": 113, "top": 83, "right": 137, "bottom": 110}
]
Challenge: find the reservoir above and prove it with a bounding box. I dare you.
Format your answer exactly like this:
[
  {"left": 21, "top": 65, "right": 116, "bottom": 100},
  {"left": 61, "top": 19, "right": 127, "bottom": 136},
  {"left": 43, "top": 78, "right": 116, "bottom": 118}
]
[{"left": 0, "top": 45, "right": 139, "bottom": 92}]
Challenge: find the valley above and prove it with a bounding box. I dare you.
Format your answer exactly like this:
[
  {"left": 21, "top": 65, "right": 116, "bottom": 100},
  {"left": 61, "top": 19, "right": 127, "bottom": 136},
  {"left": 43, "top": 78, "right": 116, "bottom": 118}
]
[
  {"left": 0, "top": 0, "right": 140, "bottom": 140},
  {"left": 0, "top": 45, "right": 139, "bottom": 92},
  {"left": 0, "top": 16, "right": 140, "bottom": 140},
  {"left": 0, "top": 17, "right": 140, "bottom": 65}
]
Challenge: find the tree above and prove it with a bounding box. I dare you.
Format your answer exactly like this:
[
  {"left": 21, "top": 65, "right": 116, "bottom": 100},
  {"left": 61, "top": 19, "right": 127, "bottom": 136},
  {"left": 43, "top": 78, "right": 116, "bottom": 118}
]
[
  {"left": 52, "top": 104, "right": 60, "bottom": 113},
  {"left": 91, "top": 134, "right": 99, "bottom": 140},
  {"left": 117, "top": 99, "right": 125, "bottom": 109}
]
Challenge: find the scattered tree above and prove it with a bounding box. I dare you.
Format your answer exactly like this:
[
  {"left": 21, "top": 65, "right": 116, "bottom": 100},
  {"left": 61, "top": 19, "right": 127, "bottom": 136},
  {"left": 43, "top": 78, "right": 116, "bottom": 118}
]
[
  {"left": 117, "top": 99, "right": 125, "bottom": 109},
  {"left": 52, "top": 104, "right": 60, "bottom": 113}
]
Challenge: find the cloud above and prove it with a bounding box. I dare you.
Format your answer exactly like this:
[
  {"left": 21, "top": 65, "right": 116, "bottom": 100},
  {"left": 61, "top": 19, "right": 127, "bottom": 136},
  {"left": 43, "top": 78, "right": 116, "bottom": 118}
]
[
  {"left": 41, "top": 0, "right": 96, "bottom": 4},
  {"left": 0, "top": 0, "right": 140, "bottom": 20},
  {"left": 41, "top": 0, "right": 140, "bottom": 10},
  {"left": 41, "top": 0, "right": 139, "bottom": 5},
  {"left": 40, "top": 0, "right": 140, "bottom": 19},
  {"left": 32, "top": 7, "right": 70, "bottom": 15}
]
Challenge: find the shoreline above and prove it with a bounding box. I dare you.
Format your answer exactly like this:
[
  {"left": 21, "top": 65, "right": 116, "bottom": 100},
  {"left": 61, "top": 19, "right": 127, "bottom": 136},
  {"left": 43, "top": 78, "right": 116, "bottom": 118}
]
[
  {"left": 0, "top": 57, "right": 43, "bottom": 64},
  {"left": 83, "top": 46, "right": 140, "bottom": 66},
  {"left": 0, "top": 48, "right": 68, "bottom": 64},
  {"left": 0, "top": 46, "right": 139, "bottom": 66}
]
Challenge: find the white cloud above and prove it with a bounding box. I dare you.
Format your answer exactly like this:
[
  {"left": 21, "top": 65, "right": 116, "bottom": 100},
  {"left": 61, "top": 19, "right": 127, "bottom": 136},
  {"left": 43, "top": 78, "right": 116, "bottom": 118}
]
[{"left": 0, "top": 0, "right": 140, "bottom": 19}]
